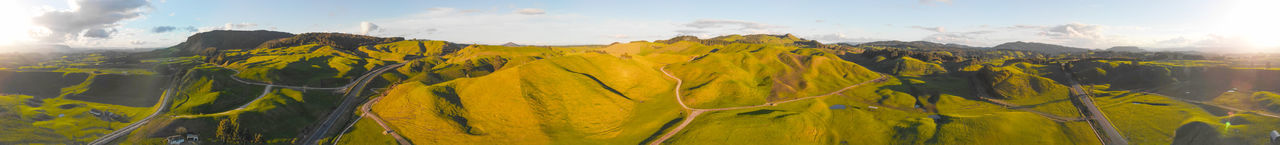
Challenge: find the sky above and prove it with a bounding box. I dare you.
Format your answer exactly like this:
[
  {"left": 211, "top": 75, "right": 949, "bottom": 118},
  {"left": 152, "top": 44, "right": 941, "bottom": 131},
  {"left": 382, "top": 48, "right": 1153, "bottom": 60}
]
[{"left": 0, "top": 0, "right": 1277, "bottom": 52}]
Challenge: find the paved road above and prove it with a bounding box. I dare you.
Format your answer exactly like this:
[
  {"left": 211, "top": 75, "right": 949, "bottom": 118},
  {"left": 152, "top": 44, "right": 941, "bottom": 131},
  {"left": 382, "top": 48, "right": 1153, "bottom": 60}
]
[
  {"left": 357, "top": 94, "right": 412, "bottom": 145},
  {"left": 1063, "top": 64, "right": 1129, "bottom": 145},
  {"left": 296, "top": 62, "right": 410, "bottom": 145},
  {"left": 648, "top": 66, "right": 886, "bottom": 145},
  {"left": 88, "top": 74, "right": 182, "bottom": 145}
]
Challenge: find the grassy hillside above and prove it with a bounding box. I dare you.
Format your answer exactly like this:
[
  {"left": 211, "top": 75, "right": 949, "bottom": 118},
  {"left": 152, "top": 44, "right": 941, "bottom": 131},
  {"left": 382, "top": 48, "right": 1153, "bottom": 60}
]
[
  {"left": 41, "top": 32, "right": 1269, "bottom": 145},
  {"left": 221, "top": 44, "right": 387, "bottom": 87},
  {"left": 1254, "top": 91, "right": 1280, "bottom": 113},
  {"left": 168, "top": 65, "right": 265, "bottom": 115},
  {"left": 975, "top": 63, "right": 1080, "bottom": 117},
  {"left": 1090, "top": 89, "right": 1219, "bottom": 144},
  {"left": 663, "top": 74, "right": 1096, "bottom": 145},
  {"left": 667, "top": 43, "right": 879, "bottom": 108},
  {"left": 357, "top": 34, "right": 1107, "bottom": 145},
  {"left": 0, "top": 94, "right": 151, "bottom": 144},
  {"left": 132, "top": 87, "right": 342, "bottom": 144},
  {"left": 1091, "top": 89, "right": 1280, "bottom": 145},
  {"left": 1069, "top": 60, "right": 1178, "bottom": 90},
  {"left": 372, "top": 53, "right": 681, "bottom": 144},
  {"left": 874, "top": 57, "right": 948, "bottom": 76}
]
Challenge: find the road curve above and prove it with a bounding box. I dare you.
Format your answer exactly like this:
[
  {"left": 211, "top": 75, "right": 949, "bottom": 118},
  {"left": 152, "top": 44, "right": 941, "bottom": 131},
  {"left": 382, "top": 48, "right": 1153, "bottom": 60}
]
[
  {"left": 358, "top": 93, "right": 412, "bottom": 145},
  {"left": 297, "top": 62, "right": 410, "bottom": 145},
  {"left": 649, "top": 65, "right": 885, "bottom": 145},
  {"left": 236, "top": 85, "right": 274, "bottom": 109},
  {"left": 88, "top": 75, "right": 182, "bottom": 145}
]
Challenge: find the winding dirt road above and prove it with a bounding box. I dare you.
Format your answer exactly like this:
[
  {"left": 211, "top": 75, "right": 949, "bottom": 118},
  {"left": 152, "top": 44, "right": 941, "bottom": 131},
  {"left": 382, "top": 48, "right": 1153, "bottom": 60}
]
[{"left": 648, "top": 66, "right": 886, "bottom": 145}]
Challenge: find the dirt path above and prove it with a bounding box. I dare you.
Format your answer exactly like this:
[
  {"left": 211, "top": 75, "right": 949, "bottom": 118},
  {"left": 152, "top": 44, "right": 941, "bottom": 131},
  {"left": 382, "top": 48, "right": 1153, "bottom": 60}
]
[
  {"left": 235, "top": 85, "right": 274, "bottom": 109},
  {"left": 648, "top": 66, "right": 886, "bottom": 145}
]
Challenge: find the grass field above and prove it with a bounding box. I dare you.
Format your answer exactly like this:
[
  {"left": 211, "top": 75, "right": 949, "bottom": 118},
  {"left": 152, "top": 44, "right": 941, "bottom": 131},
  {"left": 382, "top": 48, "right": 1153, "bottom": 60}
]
[
  {"left": 0, "top": 94, "right": 151, "bottom": 144},
  {"left": 1091, "top": 89, "right": 1222, "bottom": 144},
  {"left": 332, "top": 116, "right": 398, "bottom": 144}
]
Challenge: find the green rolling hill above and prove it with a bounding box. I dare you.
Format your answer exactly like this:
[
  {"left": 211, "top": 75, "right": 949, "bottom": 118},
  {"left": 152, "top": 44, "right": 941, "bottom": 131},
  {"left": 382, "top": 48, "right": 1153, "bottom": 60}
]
[{"left": 4, "top": 30, "right": 1279, "bottom": 145}]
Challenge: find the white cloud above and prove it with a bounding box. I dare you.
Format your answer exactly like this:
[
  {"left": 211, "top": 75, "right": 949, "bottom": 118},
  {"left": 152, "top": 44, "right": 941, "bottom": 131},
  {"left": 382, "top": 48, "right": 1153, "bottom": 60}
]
[
  {"left": 809, "top": 33, "right": 884, "bottom": 43},
  {"left": 910, "top": 26, "right": 946, "bottom": 33},
  {"left": 681, "top": 19, "right": 785, "bottom": 35},
  {"left": 923, "top": 30, "right": 995, "bottom": 46},
  {"left": 515, "top": 8, "right": 545, "bottom": 15},
  {"left": 373, "top": 7, "right": 680, "bottom": 45},
  {"left": 676, "top": 30, "right": 709, "bottom": 35},
  {"left": 30, "top": 0, "right": 150, "bottom": 42},
  {"left": 1040, "top": 23, "right": 1104, "bottom": 40},
  {"left": 360, "top": 21, "right": 379, "bottom": 35},
  {"left": 606, "top": 34, "right": 629, "bottom": 39},
  {"left": 223, "top": 23, "right": 257, "bottom": 30},
  {"left": 194, "top": 23, "right": 260, "bottom": 32},
  {"left": 151, "top": 26, "right": 176, "bottom": 33},
  {"left": 82, "top": 28, "right": 116, "bottom": 38},
  {"left": 919, "top": 0, "right": 953, "bottom": 4}
]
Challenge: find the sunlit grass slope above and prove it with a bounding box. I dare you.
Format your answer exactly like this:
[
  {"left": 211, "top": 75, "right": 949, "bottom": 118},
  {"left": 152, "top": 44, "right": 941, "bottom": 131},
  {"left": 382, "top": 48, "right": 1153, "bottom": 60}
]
[
  {"left": 149, "top": 88, "right": 341, "bottom": 144},
  {"left": 663, "top": 76, "right": 1096, "bottom": 145},
  {"left": 1090, "top": 89, "right": 1219, "bottom": 144},
  {"left": 874, "top": 57, "right": 948, "bottom": 76},
  {"left": 0, "top": 94, "right": 150, "bottom": 144},
  {"left": 975, "top": 63, "right": 1080, "bottom": 117},
  {"left": 1255, "top": 91, "right": 1280, "bottom": 112},
  {"left": 666, "top": 43, "right": 879, "bottom": 108},
  {"left": 222, "top": 44, "right": 389, "bottom": 87},
  {"left": 169, "top": 65, "right": 265, "bottom": 115},
  {"left": 372, "top": 53, "right": 682, "bottom": 144},
  {"left": 316, "top": 34, "right": 1125, "bottom": 145}
]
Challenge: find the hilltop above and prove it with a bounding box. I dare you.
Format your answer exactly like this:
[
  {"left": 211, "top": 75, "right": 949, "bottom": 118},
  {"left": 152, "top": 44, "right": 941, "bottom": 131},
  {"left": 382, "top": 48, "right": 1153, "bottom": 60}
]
[{"left": 166, "top": 30, "right": 296, "bottom": 56}]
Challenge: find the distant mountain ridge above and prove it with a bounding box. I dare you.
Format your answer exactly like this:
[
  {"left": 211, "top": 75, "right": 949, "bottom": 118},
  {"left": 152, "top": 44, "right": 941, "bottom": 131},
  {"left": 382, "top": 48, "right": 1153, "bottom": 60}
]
[
  {"left": 855, "top": 40, "right": 980, "bottom": 51},
  {"left": 1106, "top": 46, "right": 1145, "bottom": 52},
  {"left": 992, "top": 41, "right": 1091, "bottom": 54}
]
